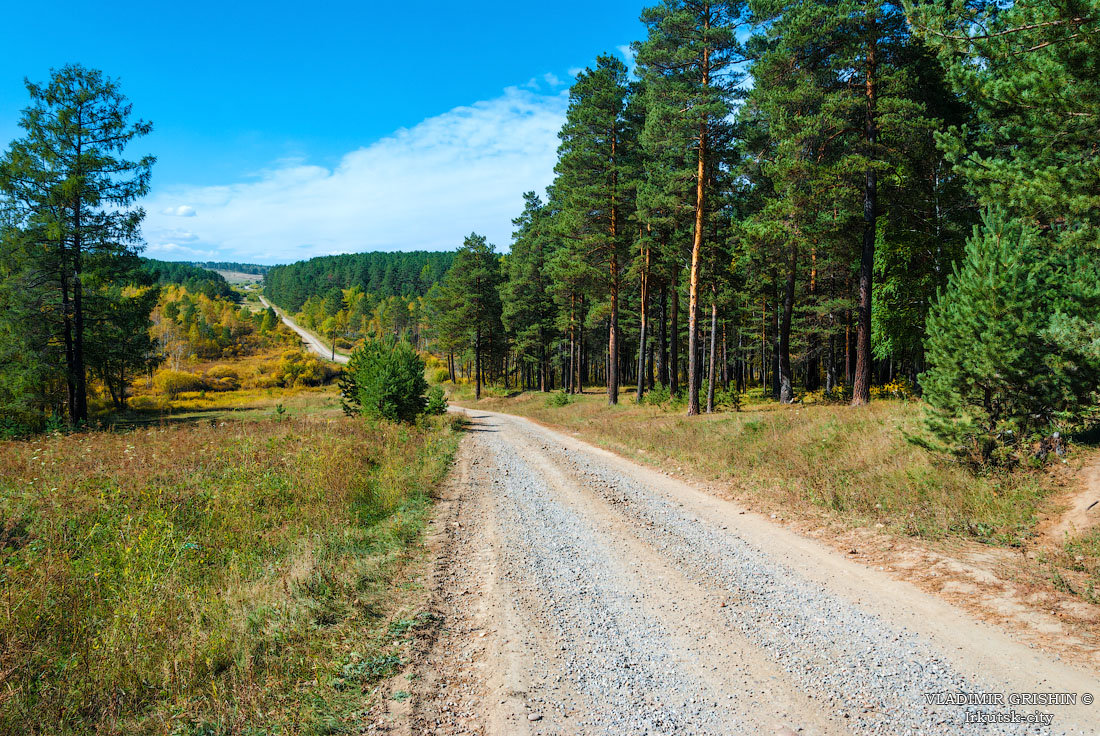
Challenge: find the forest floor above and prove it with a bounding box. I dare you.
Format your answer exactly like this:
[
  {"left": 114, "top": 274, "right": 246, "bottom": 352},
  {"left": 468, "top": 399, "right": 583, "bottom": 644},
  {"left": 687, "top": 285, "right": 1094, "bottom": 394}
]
[{"left": 367, "top": 406, "right": 1099, "bottom": 735}]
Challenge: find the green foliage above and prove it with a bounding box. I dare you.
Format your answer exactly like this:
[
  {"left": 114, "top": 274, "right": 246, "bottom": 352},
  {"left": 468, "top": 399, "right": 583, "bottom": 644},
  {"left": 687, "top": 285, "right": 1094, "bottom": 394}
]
[
  {"left": 139, "top": 259, "right": 235, "bottom": 300},
  {"left": 641, "top": 383, "right": 670, "bottom": 406},
  {"left": 264, "top": 251, "right": 453, "bottom": 313},
  {"left": 343, "top": 340, "right": 430, "bottom": 422},
  {"left": 546, "top": 390, "right": 573, "bottom": 408},
  {"left": 0, "top": 64, "right": 153, "bottom": 425},
  {"left": 921, "top": 209, "right": 1100, "bottom": 464},
  {"left": 425, "top": 385, "right": 448, "bottom": 415},
  {"left": 430, "top": 234, "right": 504, "bottom": 399}
]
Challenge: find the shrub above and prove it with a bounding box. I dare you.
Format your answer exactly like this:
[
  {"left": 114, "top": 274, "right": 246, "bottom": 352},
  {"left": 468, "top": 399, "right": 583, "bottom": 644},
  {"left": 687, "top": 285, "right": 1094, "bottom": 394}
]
[
  {"left": 272, "top": 350, "right": 336, "bottom": 388},
  {"left": 342, "top": 340, "right": 429, "bottom": 422},
  {"left": 153, "top": 370, "right": 204, "bottom": 398},
  {"left": 641, "top": 384, "right": 671, "bottom": 406},
  {"left": 546, "top": 390, "right": 572, "bottom": 408},
  {"left": 921, "top": 209, "right": 1100, "bottom": 465},
  {"left": 431, "top": 367, "right": 451, "bottom": 384},
  {"left": 426, "top": 386, "right": 448, "bottom": 415}
]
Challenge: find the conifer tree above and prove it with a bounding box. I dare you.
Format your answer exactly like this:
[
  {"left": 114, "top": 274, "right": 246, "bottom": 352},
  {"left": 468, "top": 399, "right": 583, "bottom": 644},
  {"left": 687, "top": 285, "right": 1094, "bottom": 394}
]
[
  {"left": 554, "top": 56, "right": 633, "bottom": 404},
  {"left": 922, "top": 208, "right": 1100, "bottom": 464},
  {"left": 635, "top": 0, "right": 749, "bottom": 414},
  {"left": 500, "top": 192, "right": 557, "bottom": 390},
  {"left": 437, "top": 233, "right": 503, "bottom": 400},
  {"left": 0, "top": 64, "right": 153, "bottom": 423}
]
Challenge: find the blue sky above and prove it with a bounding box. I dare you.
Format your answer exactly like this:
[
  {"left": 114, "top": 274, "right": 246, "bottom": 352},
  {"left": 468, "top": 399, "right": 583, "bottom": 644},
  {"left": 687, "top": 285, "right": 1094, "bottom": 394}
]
[{"left": 1, "top": 0, "right": 645, "bottom": 264}]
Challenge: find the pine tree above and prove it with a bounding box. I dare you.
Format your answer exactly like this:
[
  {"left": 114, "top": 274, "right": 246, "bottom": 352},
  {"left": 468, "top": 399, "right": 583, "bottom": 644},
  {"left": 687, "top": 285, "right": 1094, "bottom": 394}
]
[
  {"left": 635, "top": 0, "right": 749, "bottom": 415},
  {"left": 437, "top": 233, "right": 502, "bottom": 400},
  {"left": 500, "top": 192, "right": 557, "bottom": 390},
  {"left": 922, "top": 208, "right": 1100, "bottom": 464},
  {"left": 86, "top": 283, "right": 162, "bottom": 409},
  {"left": 0, "top": 65, "right": 153, "bottom": 423},
  {"left": 555, "top": 56, "right": 633, "bottom": 404}
]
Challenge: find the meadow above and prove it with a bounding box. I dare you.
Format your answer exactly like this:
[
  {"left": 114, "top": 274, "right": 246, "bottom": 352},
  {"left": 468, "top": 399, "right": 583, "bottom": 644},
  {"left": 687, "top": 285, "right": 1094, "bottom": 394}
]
[{"left": 0, "top": 405, "right": 460, "bottom": 735}]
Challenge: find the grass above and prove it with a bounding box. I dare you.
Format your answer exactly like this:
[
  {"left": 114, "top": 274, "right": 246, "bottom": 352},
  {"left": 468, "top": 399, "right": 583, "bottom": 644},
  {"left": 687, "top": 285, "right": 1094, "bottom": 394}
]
[
  {"left": 0, "top": 409, "right": 461, "bottom": 734},
  {"left": 457, "top": 387, "right": 1051, "bottom": 546}
]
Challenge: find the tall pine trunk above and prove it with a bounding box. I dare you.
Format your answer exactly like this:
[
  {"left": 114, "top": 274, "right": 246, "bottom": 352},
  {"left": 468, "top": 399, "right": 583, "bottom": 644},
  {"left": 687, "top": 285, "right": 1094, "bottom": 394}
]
[
  {"left": 657, "top": 283, "right": 668, "bottom": 387},
  {"left": 852, "top": 19, "right": 878, "bottom": 406},
  {"left": 686, "top": 20, "right": 710, "bottom": 416},
  {"left": 706, "top": 295, "right": 718, "bottom": 413},
  {"left": 608, "top": 255, "right": 619, "bottom": 404},
  {"left": 636, "top": 244, "right": 649, "bottom": 402},
  {"left": 779, "top": 246, "right": 797, "bottom": 404},
  {"left": 475, "top": 325, "right": 482, "bottom": 400},
  {"left": 670, "top": 275, "right": 680, "bottom": 395}
]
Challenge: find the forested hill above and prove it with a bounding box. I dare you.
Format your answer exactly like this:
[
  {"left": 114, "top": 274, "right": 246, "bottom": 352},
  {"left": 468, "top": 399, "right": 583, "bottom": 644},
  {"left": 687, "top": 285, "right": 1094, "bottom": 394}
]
[
  {"left": 139, "top": 258, "right": 235, "bottom": 300},
  {"left": 189, "top": 261, "right": 270, "bottom": 275},
  {"left": 263, "top": 251, "right": 455, "bottom": 313}
]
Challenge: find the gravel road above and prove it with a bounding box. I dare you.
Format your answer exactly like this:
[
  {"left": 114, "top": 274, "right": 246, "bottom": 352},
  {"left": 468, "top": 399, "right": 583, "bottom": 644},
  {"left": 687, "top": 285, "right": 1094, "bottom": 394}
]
[
  {"left": 399, "top": 408, "right": 1100, "bottom": 736},
  {"left": 257, "top": 295, "right": 349, "bottom": 364}
]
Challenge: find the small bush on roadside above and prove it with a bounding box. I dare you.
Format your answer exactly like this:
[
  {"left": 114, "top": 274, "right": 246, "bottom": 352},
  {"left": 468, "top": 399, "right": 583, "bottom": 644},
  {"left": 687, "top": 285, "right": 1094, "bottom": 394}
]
[
  {"left": 341, "top": 340, "right": 429, "bottom": 422},
  {"left": 426, "top": 385, "right": 448, "bottom": 415},
  {"left": 641, "top": 384, "right": 670, "bottom": 406}
]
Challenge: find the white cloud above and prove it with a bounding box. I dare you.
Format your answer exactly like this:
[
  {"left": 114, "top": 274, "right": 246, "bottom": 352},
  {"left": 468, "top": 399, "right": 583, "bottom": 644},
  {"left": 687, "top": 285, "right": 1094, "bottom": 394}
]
[
  {"left": 544, "top": 72, "right": 563, "bottom": 87},
  {"left": 567, "top": 66, "right": 584, "bottom": 78},
  {"left": 142, "top": 87, "right": 568, "bottom": 263},
  {"left": 160, "top": 204, "right": 196, "bottom": 217}
]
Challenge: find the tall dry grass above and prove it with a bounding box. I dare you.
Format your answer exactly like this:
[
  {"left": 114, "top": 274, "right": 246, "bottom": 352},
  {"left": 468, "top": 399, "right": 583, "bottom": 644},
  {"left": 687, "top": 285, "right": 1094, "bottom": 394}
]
[{"left": 0, "top": 413, "right": 459, "bottom": 734}]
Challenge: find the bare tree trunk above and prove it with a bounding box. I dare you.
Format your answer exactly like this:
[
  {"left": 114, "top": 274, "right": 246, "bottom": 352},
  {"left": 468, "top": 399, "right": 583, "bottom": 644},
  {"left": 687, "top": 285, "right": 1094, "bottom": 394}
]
[
  {"left": 706, "top": 296, "right": 718, "bottom": 413},
  {"left": 853, "top": 17, "right": 878, "bottom": 407},
  {"left": 779, "top": 246, "right": 797, "bottom": 404},
  {"left": 670, "top": 273, "right": 680, "bottom": 395}
]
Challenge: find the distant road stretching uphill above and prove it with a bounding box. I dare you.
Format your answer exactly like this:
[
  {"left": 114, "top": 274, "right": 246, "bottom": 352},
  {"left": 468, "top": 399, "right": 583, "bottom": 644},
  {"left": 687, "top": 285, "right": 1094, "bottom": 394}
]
[
  {"left": 387, "top": 407, "right": 1100, "bottom": 735},
  {"left": 258, "top": 295, "right": 349, "bottom": 365}
]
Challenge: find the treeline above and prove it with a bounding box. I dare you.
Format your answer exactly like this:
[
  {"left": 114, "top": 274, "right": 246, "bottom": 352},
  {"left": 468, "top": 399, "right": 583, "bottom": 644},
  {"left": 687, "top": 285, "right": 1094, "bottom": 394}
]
[
  {"left": 189, "top": 261, "right": 269, "bottom": 275},
  {"left": 139, "top": 259, "right": 235, "bottom": 300},
  {"left": 429, "top": 1, "right": 1100, "bottom": 462},
  {"left": 264, "top": 251, "right": 454, "bottom": 313}
]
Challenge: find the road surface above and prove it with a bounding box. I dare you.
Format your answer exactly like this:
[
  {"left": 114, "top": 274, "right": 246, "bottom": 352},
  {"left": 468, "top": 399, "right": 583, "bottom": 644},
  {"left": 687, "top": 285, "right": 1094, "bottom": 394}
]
[
  {"left": 387, "top": 407, "right": 1099, "bottom": 736},
  {"left": 258, "top": 295, "right": 349, "bottom": 364}
]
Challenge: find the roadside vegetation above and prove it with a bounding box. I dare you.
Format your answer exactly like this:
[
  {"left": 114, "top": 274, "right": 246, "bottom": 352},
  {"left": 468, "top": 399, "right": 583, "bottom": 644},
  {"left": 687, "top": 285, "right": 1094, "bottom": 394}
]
[{"left": 0, "top": 408, "right": 460, "bottom": 734}]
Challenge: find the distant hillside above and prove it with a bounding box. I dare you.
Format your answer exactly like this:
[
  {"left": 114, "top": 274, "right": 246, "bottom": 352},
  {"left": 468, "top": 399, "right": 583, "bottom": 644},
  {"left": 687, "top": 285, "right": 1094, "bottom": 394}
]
[
  {"left": 188, "top": 261, "right": 270, "bottom": 275},
  {"left": 139, "top": 258, "right": 235, "bottom": 300},
  {"left": 264, "top": 251, "right": 455, "bottom": 313}
]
